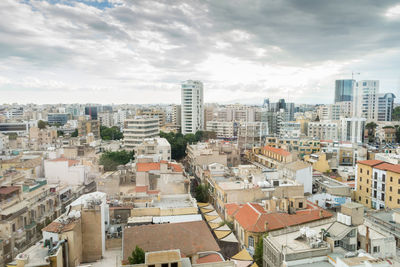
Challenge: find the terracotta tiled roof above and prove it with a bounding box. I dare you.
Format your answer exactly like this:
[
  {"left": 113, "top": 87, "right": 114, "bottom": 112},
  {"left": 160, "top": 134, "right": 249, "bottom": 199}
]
[
  {"left": 357, "top": 160, "right": 384, "bottom": 167},
  {"left": 234, "top": 202, "right": 332, "bottom": 233},
  {"left": 135, "top": 186, "right": 148, "bottom": 193},
  {"left": 169, "top": 163, "right": 183, "bottom": 172},
  {"left": 136, "top": 162, "right": 160, "bottom": 172},
  {"left": 42, "top": 221, "right": 77, "bottom": 233},
  {"left": 374, "top": 163, "right": 400, "bottom": 174},
  {"left": 0, "top": 186, "right": 20, "bottom": 195},
  {"left": 196, "top": 253, "right": 223, "bottom": 264},
  {"left": 225, "top": 203, "right": 242, "bottom": 217},
  {"left": 263, "top": 146, "right": 291, "bottom": 157},
  {"left": 122, "top": 221, "right": 220, "bottom": 261}
]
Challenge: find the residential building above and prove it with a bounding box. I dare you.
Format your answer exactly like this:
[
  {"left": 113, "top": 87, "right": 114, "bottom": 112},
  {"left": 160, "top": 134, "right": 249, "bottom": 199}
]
[
  {"left": 364, "top": 209, "right": 400, "bottom": 249},
  {"left": 206, "top": 121, "right": 236, "bottom": 139},
  {"left": 0, "top": 122, "right": 29, "bottom": 135},
  {"left": 172, "top": 104, "right": 181, "bottom": 127},
  {"left": 339, "top": 117, "right": 366, "bottom": 144},
  {"left": 29, "top": 126, "right": 58, "bottom": 150},
  {"left": 237, "top": 122, "right": 268, "bottom": 150},
  {"left": 353, "top": 80, "right": 379, "bottom": 120},
  {"left": 98, "top": 111, "right": 113, "bottom": 127},
  {"left": 123, "top": 117, "right": 159, "bottom": 150},
  {"left": 282, "top": 160, "right": 313, "bottom": 193},
  {"left": 279, "top": 122, "right": 301, "bottom": 138},
  {"left": 181, "top": 80, "right": 204, "bottom": 135},
  {"left": 84, "top": 106, "right": 98, "bottom": 120},
  {"left": 377, "top": 93, "right": 395, "bottom": 121},
  {"left": 122, "top": 221, "right": 220, "bottom": 264},
  {"left": 355, "top": 160, "right": 400, "bottom": 210},
  {"left": 308, "top": 121, "right": 338, "bottom": 140},
  {"left": 317, "top": 104, "right": 341, "bottom": 121},
  {"left": 77, "top": 119, "right": 100, "bottom": 139},
  {"left": 247, "top": 146, "right": 294, "bottom": 169},
  {"left": 135, "top": 137, "right": 171, "bottom": 162},
  {"left": 138, "top": 109, "right": 166, "bottom": 127}
]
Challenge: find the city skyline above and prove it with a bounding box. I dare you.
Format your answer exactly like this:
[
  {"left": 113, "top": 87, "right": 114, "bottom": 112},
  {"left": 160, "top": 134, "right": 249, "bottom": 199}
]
[{"left": 1, "top": 0, "right": 400, "bottom": 104}]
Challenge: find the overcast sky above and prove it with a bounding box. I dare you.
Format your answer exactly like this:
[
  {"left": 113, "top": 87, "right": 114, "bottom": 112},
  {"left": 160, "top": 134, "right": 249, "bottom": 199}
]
[{"left": 1, "top": 0, "right": 400, "bottom": 105}]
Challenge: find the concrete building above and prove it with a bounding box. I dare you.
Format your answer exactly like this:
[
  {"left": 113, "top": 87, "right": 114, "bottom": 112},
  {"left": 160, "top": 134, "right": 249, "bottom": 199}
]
[
  {"left": 44, "top": 158, "right": 95, "bottom": 186},
  {"left": 308, "top": 121, "right": 338, "bottom": 141},
  {"left": 238, "top": 122, "right": 268, "bottom": 150},
  {"left": 355, "top": 160, "right": 400, "bottom": 210},
  {"left": 172, "top": 104, "right": 181, "bottom": 127},
  {"left": 206, "top": 121, "right": 236, "bottom": 139},
  {"left": 98, "top": 111, "right": 113, "bottom": 127},
  {"left": 138, "top": 109, "right": 166, "bottom": 128},
  {"left": 29, "top": 126, "right": 58, "bottom": 150},
  {"left": 181, "top": 80, "right": 204, "bottom": 135},
  {"left": 282, "top": 160, "right": 313, "bottom": 194},
  {"left": 377, "top": 93, "right": 395, "bottom": 122},
  {"left": 124, "top": 117, "right": 159, "bottom": 150},
  {"left": 279, "top": 122, "right": 301, "bottom": 138},
  {"left": 339, "top": 117, "right": 366, "bottom": 144},
  {"left": 77, "top": 119, "right": 100, "bottom": 139},
  {"left": 248, "top": 146, "right": 294, "bottom": 169},
  {"left": 353, "top": 80, "right": 379, "bottom": 120},
  {"left": 47, "top": 113, "right": 69, "bottom": 126},
  {"left": 135, "top": 137, "right": 171, "bottom": 162}
]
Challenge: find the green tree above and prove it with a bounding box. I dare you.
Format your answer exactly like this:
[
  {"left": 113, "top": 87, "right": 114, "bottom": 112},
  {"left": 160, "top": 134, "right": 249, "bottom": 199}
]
[
  {"left": 100, "top": 126, "right": 123, "bottom": 140},
  {"left": 99, "top": 150, "right": 134, "bottom": 171},
  {"left": 253, "top": 235, "right": 266, "bottom": 267},
  {"left": 71, "top": 129, "right": 78, "bottom": 137},
  {"left": 314, "top": 115, "right": 320, "bottom": 122},
  {"left": 365, "top": 122, "right": 378, "bottom": 143},
  {"left": 38, "top": 120, "right": 47, "bottom": 129},
  {"left": 57, "top": 130, "right": 64, "bottom": 137},
  {"left": 392, "top": 106, "right": 400, "bottom": 121},
  {"left": 128, "top": 246, "right": 145, "bottom": 264},
  {"left": 195, "top": 184, "right": 209, "bottom": 203},
  {"left": 395, "top": 125, "right": 400, "bottom": 143}
]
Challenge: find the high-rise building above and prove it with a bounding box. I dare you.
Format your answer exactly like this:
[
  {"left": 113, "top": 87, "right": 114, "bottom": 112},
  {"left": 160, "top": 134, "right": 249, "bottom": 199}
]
[
  {"left": 47, "top": 113, "right": 69, "bottom": 126},
  {"left": 181, "top": 80, "right": 204, "bottom": 135},
  {"left": 85, "top": 106, "right": 98, "bottom": 120},
  {"left": 377, "top": 93, "right": 395, "bottom": 121},
  {"left": 353, "top": 80, "right": 379, "bottom": 120},
  {"left": 123, "top": 117, "right": 159, "bottom": 150},
  {"left": 335, "top": 79, "right": 354, "bottom": 103},
  {"left": 339, "top": 117, "right": 366, "bottom": 144}
]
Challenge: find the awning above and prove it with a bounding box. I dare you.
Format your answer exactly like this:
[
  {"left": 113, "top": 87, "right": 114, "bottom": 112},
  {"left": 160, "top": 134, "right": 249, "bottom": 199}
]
[
  {"left": 197, "top": 202, "right": 209, "bottom": 207},
  {"left": 205, "top": 215, "right": 219, "bottom": 221},
  {"left": 231, "top": 249, "right": 253, "bottom": 261},
  {"left": 204, "top": 210, "right": 219, "bottom": 216},
  {"left": 215, "top": 224, "right": 231, "bottom": 231},
  {"left": 209, "top": 217, "right": 223, "bottom": 224},
  {"left": 214, "top": 230, "right": 231, "bottom": 239},
  {"left": 220, "top": 232, "right": 239, "bottom": 243},
  {"left": 200, "top": 207, "right": 214, "bottom": 214},
  {"left": 208, "top": 222, "right": 221, "bottom": 229}
]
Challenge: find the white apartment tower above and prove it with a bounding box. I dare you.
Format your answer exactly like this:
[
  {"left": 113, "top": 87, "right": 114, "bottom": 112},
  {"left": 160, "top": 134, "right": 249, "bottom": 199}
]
[
  {"left": 353, "top": 80, "right": 379, "bottom": 120},
  {"left": 181, "top": 80, "right": 204, "bottom": 135}
]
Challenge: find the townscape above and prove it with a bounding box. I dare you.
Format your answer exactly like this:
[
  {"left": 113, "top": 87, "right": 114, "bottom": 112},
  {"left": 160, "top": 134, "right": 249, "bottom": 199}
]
[{"left": 0, "top": 78, "right": 399, "bottom": 267}]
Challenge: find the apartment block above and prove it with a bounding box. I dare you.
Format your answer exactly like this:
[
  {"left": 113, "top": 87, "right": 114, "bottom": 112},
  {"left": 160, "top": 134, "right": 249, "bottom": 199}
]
[
  {"left": 123, "top": 117, "right": 159, "bottom": 150},
  {"left": 355, "top": 160, "right": 400, "bottom": 210},
  {"left": 181, "top": 80, "right": 204, "bottom": 135},
  {"left": 308, "top": 121, "right": 338, "bottom": 140}
]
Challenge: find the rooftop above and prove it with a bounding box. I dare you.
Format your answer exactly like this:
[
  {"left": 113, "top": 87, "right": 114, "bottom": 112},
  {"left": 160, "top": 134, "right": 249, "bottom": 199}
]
[
  {"left": 0, "top": 186, "right": 20, "bottom": 195},
  {"left": 285, "top": 160, "right": 311, "bottom": 171},
  {"left": 123, "top": 221, "right": 220, "bottom": 261},
  {"left": 263, "top": 146, "right": 291, "bottom": 157},
  {"left": 357, "top": 160, "right": 384, "bottom": 167}
]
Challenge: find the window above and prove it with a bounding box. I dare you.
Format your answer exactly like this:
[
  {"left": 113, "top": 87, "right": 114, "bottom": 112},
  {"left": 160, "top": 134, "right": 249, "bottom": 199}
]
[
  {"left": 390, "top": 196, "right": 392, "bottom": 201},
  {"left": 360, "top": 168, "right": 363, "bottom": 173},
  {"left": 359, "top": 196, "right": 362, "bottom": 201},
  {"left": 366, "top": 199, "right": 368, "bottom": 204},
  {"left": 390, "top": 186, "right": 392, "bottom": 192},
  {"left": 373, "top": 246, "right": 380, "bottom": 253},
  {"left": 12, "top": 224, "right": 16, "bottom": 232},
  {"left": 366, "top": 188, "right": 369, "bottom": 193},
  {"left": 334, "top": 240, "right": 340, "bottom": 247},
  {"left": 367, "top": 170, "right": 370, "bottom": 175},
  {"left": 248, "top": 236, "right": 255, "bottom": 248},
  {"left": 390, "top": 176, "right": 393, "bottom": 182},
  {"left": 374, "top": 172, "right": 378, "bottom": 180},
  {"left": 398, "top": 178, "right": 400, "bottom": 184},
  {"left": 367, "top": 179, "right": 369, "bottom": 184},
  {"left": 398, "top": 199, "right": 400, "bottom": 204},
  {"left": 382, "top": 174, "right": 386, "bottom": 182},
  {"left": 162, "top": 264, "right": 168, "bottom": 267},
  {"left": 359, "top": 186, "right": 362, "bottom": 190},
  {"left": 299, "top": 202, "right": 303, "bottom": 208},
  {"left": 171, "top": 263, "right": 178, "bottom": 267},
  {"left": 360, "top": 177, "right": 362, "bottom": 182}
]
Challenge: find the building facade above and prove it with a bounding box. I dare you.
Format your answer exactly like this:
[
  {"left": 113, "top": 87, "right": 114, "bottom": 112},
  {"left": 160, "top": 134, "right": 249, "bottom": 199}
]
[{"left": 181, "top": 80, "right": 204, "bottom": 135}]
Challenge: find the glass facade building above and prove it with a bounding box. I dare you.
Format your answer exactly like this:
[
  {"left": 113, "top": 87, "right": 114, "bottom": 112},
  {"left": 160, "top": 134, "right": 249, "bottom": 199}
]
[{"left": 335, "top": 79, "right": 354, "bottom": 103}]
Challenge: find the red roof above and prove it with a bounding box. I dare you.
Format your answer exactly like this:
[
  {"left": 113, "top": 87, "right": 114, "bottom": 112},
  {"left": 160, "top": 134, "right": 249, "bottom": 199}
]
[
  {"left": 169, "top": 163, "right": 183, "bottom": 172},
  {"left": 196, "top": 254, "right": 223, "bottom": 264},
  {"left": 234, "top": 202, "right": 332, "bottom": 233},
  {"left": 374, "top": 163, "right": 400, "bottom": 174},
  {"left": 136, "top": 162, "right": 160, "bottom": 172},
  {"left": 263, "top": 146, "right": 291, "bottom": 157},
  {"left": 0, "top": 186, "right": 20, "bottom": 195},
  {"left": 357, "top": 160, "right": 384, "bottom": 167},
  {"left": 225, "top": 203, "right": 242, "bottom": 217},
  {"left": 135, "top": 186, "right": 148, "bottom": 193}
]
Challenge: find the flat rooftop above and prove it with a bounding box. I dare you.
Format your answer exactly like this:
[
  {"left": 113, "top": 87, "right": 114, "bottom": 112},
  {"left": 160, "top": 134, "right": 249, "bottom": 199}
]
[
  {"left": 146, "top": 250, "right": 181, "bottom": 264},
  {"left": 268, "top": 222, "right": 332, "bottom": 254},
  {"left": 153, "top": 194, "right": 196, "bottom": 209}
]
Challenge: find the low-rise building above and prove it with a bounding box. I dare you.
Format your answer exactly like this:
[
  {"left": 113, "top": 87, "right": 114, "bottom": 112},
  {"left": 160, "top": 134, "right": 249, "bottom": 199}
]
[
  {"left": 135, "top": 137, "right": 171, "bottom": 162},
  {"left": 124, "top": 117, "right": 159, "bottom": 150},
  {"left": 282, "top": 161, "right": 313, "bottom": 194},
  {"left": 248, "top": 146, "right": 295, "bottom": 169}
]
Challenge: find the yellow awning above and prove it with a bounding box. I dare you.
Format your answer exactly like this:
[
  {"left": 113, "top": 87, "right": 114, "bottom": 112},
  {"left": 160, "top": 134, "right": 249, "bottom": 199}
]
[
  {"left": 214, "top": 230, "right": 231, "bottom": 239},
  {"left": 197, "top": 202, "right": 209, "bottom": 207},
  {"left": 250, "top": 263, "right": 258, "bottom": 267},
  {"left": 200, "top": 207, "right": 214, "bottom": 213},
  {"left": 208, "top": 222, "right": 221, "bottom": 229},
  {"left": 231, "top": 249, "right": 253, "bottom": 261},
  {"left": 204, "top": 214, "right": 219, "bottom": 221}
]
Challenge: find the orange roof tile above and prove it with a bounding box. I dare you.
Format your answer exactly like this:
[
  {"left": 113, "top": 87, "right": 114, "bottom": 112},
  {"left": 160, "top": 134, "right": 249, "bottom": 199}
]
[
  {"left": 263, "top": 146, "right": 291, "bottom": 157},
  {"left": 225, "top": 203, "right": 242, "bottom": 217},
  {"left": 42, "top": 221, "right": 77, "bottom": 233},
  {"left": 234, "top": 202, "right": 332, "bottom": 233},
  {"left": 374, "top": 163, "right": 400, "bottom": 174},
  {"left": 169, "top": 163, "right": 183, "bottom": 172},
  {"left": 135, "top": 186, "right": 148, "bottom": 193},
  {"left": 136, "top": 162, "right": 160, "bottom": 172},
  {"left": 196, "top": 254, "right": 223, "bottom": 264},
  {"left": 357, "top": 160, "right": 384, "bottom": 167}
]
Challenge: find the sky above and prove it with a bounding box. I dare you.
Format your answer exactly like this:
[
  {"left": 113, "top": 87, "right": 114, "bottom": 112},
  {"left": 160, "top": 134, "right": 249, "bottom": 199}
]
[{"left": 1, "top": 0, "right": 400, "bottom": 105}]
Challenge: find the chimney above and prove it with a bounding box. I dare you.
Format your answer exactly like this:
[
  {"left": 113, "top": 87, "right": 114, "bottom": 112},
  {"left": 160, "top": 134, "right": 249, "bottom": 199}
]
[
  {"left": 265, "top": 221, "right": 269, "bottom": 231},
  {"left": 319, "top": 209, "right": 323, "bottom": 218}
]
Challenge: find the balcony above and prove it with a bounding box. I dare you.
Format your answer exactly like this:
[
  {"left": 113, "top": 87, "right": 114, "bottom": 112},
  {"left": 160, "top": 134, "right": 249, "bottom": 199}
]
[{"left": 24, "top": 221, "right": 36, "bottom": 231}]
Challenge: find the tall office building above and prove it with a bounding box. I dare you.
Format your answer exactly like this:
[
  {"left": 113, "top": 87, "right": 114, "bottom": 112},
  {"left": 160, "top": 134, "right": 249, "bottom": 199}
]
[
  {"left": 85, "top": 106, "right": 98, "bottom": 120},
  {"left": 377, "top": 93, "right": 395, "bottom": 121},
  {"left": 181, "top": 80, "right": 204, "bottom": 135},
  {"left": 335, "top": 80, "right": 354, "bottom": 103}
]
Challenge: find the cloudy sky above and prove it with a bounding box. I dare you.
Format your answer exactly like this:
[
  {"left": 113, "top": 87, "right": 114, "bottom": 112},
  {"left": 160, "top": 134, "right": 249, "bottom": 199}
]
[{"left": 1, "top": 0, "right": 400, "bottom": 105}]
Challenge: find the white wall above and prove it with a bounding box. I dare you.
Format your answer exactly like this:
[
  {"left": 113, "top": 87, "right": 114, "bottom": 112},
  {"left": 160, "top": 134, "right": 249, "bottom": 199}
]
[
  {"left": 44, "top": 160, "right": 87, "bottom": 185},
  {"left": 295, "top": 166, "right": 312, "bottom": 194}
]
